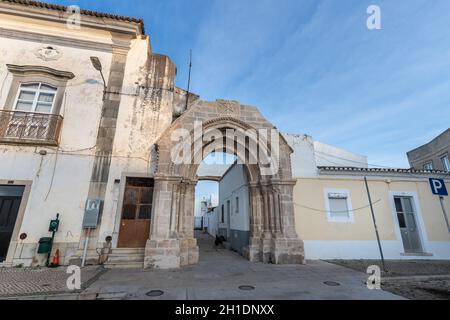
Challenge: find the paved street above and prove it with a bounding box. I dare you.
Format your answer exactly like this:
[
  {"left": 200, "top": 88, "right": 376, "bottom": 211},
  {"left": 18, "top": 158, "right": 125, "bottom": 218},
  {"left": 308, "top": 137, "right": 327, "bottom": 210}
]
[
  {"left": 12, "top": 233, "right": 450, "bottom": 300},
  {"left": 79, "top": 233, "right": 402, "bottom": 300},
  {"left": 5, "top": 234, "right": 450, "bottom": 300}
]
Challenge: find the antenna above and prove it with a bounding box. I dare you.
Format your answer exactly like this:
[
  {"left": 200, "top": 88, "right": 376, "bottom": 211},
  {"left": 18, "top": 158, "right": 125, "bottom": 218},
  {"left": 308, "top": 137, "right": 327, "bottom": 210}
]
[{"left": 185, "top": 49, "right": 192, "bottom": 110}]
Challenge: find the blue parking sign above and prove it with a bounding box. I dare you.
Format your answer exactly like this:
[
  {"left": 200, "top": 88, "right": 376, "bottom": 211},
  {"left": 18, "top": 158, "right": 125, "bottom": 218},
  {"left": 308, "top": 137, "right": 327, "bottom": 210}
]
[{"left": 429, "top": 178, "right": 448, "bottom": 196}]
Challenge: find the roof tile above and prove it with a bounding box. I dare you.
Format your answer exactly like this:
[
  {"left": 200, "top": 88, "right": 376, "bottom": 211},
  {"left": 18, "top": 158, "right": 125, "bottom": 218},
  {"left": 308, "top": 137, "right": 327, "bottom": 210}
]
[{"left": 1, "top": 0, "right": 145, "bottom": 34}]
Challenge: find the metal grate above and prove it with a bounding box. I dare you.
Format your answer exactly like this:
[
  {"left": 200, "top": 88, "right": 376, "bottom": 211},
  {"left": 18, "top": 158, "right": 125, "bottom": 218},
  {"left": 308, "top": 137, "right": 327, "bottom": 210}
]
[
  {"left": 239, "top": 285, "right": 255, "bottom": 291},
  {"left": 146, "top": 290, "right": 164, "bottom": 297},
  {"left": 324, "top": 281, "right": 341, "bottom": 287}
]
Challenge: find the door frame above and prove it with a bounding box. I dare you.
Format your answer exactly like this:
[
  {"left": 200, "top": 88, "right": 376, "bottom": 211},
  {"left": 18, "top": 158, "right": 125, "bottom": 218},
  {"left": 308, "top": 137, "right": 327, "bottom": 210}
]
[
  {"left": 0, "top": 180, "right": 32, "bottom": 266},
  {"left": 111, "top": 173, "right": 154, "bottom": 249},
  {"left": 389, "top": 191, "right": 429, "bottom": 255}
]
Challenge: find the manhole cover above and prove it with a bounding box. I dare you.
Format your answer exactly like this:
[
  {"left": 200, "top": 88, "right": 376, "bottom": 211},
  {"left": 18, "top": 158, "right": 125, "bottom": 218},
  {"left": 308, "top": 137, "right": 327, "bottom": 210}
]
[
  {"left": 239, "top": 285, "right": 255, "bottom": 291},
  {"left": 324, "top": 281, "right": 341, "bottom": 287},
  {"left": 146, "top": 290, "right": 164, "bottom": 297}
]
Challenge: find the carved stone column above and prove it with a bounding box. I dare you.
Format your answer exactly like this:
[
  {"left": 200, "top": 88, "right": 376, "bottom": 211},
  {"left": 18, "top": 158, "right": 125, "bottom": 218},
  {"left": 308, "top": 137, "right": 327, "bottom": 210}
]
[
  {"left": 145, "top": 176, "right": 182, "bottom": 269},
  {"left": 178, "top": 181, "right": 199, "bottom": 266},
  {"left": 260, "top": 184, "right": 274, "bottom": 263},
  {"left": 246, "top": 183, "right": 263, "bottom": 262},
  {"left": 269, "top": 180, "right": 305, "bottom": 265}
]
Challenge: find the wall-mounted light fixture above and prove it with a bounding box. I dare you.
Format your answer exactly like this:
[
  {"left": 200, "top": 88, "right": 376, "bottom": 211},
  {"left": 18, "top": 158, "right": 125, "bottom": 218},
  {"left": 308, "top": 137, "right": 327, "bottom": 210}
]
[{"left": 90, "top": 56, "right": 107, "bottom": 100}]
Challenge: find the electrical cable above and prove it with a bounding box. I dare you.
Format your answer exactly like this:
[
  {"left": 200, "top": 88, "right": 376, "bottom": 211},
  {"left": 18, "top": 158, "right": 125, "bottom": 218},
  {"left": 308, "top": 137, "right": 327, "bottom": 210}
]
[
  {"left": 36, "top": 149, "right": 150, "bottom": 164},
  {"left": 293, "top": 199, "right": 382, "bottom": 214},
  {"left": 315, "top": 150, "right": 391, "bottom": 169},
  {"left": 44, "top": 147, "right": 59, "bottom": 202}
]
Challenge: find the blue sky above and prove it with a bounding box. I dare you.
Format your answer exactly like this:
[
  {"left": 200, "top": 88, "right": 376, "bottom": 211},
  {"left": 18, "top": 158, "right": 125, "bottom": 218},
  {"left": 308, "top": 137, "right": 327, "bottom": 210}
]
[{"left": 50, "top": 0, "right": 450, "bottom": 167}]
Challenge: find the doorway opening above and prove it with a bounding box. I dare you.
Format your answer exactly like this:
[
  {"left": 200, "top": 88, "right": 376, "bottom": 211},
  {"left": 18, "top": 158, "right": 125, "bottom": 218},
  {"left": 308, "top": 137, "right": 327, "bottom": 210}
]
[
  {"left": 0, "top": 185, "right": 25, "bottom": 262},
  {"left": 394, "top": 196, "right": 424, "bottom": 253},
  {"left": 195, "top": 152, "right": 251, "bottom": 259},
  {"left": 117, "top": 177, "right": 154, "bottom": 248}
]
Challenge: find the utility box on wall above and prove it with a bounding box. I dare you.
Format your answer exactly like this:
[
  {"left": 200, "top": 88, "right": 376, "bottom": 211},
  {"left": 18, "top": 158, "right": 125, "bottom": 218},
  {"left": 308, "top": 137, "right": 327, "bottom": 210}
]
[{"left": 82, "top": 198, "right": 103, "bottom": 229}]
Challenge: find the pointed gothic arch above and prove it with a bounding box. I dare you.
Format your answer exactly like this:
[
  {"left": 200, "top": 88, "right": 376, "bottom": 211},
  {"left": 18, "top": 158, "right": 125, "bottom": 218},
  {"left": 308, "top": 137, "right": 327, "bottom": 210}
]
[{"left": 144, "top": 100, "right": 304, "bottom": 269}]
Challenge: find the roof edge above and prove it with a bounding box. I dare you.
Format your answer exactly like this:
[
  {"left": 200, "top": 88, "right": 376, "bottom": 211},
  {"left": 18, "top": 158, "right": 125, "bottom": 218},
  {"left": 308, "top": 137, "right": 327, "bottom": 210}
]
[
  {"left": 318, "top": 166, "right": 450, "bottom": 176},
  {"left": 0, "top": 0, "right": 146, "bottom": 35}
]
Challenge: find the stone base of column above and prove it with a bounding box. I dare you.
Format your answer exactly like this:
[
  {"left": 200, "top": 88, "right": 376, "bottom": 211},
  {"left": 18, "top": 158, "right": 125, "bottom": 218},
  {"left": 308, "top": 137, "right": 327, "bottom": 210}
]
[
  {"left": 144, "top": 239, "right": 181, "bottom": 269},
  {"left": 247, "top": 236, "right": 305, "bottom": 265},
  {"left": 246, "top": 237, "right": 263, "bottom": 262},
  {"left": 272, "top": 237, "right": 305, "bottom": 265},
  {"left": 144, "top": 238, "right": 199, "bottom": 269},
  {"left": 180, "top": 238, "right": 199, "bottom": 266}
]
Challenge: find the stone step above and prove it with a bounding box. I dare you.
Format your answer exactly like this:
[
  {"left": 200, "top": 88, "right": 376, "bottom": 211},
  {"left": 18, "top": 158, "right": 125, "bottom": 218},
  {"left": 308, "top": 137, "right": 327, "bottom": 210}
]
[
  {"left": 111, "top": 248, "right": 145, "bottom": 254},
  {"left": 104, "top": 248, "right": 145, "bottom": 268},
  {"left": 104, "top": 261, "right": 144, "bottom": 269},
  {"left": 106, "top": 254, "right": 144, "bottom": 263}
]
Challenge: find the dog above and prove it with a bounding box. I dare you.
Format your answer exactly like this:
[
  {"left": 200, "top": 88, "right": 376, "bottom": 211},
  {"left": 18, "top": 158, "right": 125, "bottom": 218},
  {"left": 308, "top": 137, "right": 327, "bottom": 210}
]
[{"left": 214, "top": 235, "right": 227, "bottom": 249}]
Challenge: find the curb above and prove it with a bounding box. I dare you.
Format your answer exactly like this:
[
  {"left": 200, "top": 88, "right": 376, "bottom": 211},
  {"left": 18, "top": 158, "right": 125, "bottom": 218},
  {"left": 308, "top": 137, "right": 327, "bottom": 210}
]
[{"left": 382, "top": 274, "right": 450, "bottom": 283}]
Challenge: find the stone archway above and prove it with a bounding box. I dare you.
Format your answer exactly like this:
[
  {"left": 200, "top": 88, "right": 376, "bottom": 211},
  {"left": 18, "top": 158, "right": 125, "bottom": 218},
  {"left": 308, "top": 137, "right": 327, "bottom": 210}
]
[{"left": 144, "top": 100, "right": 304, "bottom": 269}]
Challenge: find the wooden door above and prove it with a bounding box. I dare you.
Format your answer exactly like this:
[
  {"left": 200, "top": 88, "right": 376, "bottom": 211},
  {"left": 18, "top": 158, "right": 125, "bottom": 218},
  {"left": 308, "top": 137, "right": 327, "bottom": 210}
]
[
  {"left": 0, "top": 196, "right": 22, "bottom": 262},
  {"left": 118, "top": 178, "right": 154, "bottom": 248}
]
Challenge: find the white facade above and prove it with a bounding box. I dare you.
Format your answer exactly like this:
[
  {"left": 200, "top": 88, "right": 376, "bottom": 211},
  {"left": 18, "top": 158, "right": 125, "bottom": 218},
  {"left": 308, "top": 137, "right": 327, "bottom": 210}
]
[
  {"left": 205, "top": 207, "right": 219, "bottom": 238},
  {"left": 213, "top": 164, "right": 251, "bottom": 255},
  {"left": 283, "top": 133, "right": 368, "bottom": 178},
  {"left": 0, "top": 2, "right": 176, "bottom": 267}
]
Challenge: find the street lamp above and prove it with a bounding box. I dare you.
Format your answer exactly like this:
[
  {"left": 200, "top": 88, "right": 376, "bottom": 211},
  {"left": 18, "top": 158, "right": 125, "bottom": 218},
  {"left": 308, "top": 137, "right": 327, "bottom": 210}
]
[{"left": 90, "top": 56, "right": 107, "bottom": 100}]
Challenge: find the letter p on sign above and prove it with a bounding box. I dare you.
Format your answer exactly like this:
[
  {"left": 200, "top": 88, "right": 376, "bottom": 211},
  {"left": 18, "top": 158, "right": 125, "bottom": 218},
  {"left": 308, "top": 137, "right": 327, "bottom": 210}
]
[{"left": 429, "top": 178, "right": 448, "bottom": 196}]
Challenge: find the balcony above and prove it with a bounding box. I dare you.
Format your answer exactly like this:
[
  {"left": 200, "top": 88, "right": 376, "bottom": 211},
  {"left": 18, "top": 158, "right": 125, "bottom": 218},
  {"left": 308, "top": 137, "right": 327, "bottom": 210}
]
[{"left": 0, "top": 110, "right": 63, "bottom": 146}]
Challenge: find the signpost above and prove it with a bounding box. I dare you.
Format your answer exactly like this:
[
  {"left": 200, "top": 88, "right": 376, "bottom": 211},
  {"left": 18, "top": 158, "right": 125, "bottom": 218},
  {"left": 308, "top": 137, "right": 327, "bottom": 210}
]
[{"left": 429, "top": 178, "right": 449, "bottom": 233}]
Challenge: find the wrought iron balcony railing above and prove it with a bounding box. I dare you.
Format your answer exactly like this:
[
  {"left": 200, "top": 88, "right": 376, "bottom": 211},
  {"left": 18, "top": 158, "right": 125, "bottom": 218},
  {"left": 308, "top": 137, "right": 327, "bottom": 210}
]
[{"left": 0, "top": 110, "right": 63, "bottom": 146}]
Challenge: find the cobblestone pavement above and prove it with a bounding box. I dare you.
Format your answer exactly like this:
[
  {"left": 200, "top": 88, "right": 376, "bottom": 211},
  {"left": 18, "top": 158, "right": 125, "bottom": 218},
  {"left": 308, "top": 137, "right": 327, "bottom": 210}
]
[
  {"left": 0, "top": 266, "right": 107, "bottom": 298},
  {"left": 383, "top": 279, "right": 450, "bottom": 300},
  {"left": 326, "top": 260, "right": 450, "bottom": 300}
]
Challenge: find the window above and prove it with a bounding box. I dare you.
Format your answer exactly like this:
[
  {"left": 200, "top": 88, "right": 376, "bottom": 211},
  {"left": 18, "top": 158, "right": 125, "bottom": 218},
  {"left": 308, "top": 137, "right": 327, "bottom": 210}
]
[
  {"left": 221, "top": 204, "right": 225, "bottom": 223},
  {"left": 324, "top": 189, "right": 354, "bottom": 223},
  {"left": 441, "top": 155, "right": 450, "bottom": 172},
  {"left": 423, "top": 162, "right": 433, "bottom": 171},
  {"left": 14, "top": 83, "right": 57, "bottom": 114},
  {"left": 0, "top": 65, "right": 74, "bottom": 146},
  {"left": 329, "top": 195, "right": 349, "bottom": 218},
  {"left": 3, "top": 83, "right": 58, "bottom": 142},
  {"left": 235, "top": 197, "right": 239, "bottom": 214},
  {"left": 394, "top": 198, "right": 407, "bottom": 228}
]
